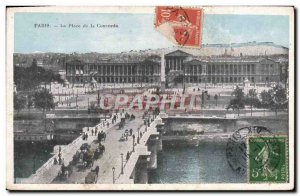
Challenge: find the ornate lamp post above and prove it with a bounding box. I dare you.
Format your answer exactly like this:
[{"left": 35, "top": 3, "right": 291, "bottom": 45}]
[
  {"left": 137, "top": 128, "right": 140, "bottom": 144},
  {"left": 32, "top": 141, "right": 36, "bottom": 174},
  {"left": 112, "top": 167, "right": 115, "bottom": 184},
  {"left": 132, "top": 134, "right": 135, "bottom": 152},
  {"left": 120, "top": 153, "right": 124, "bottom": 174},
  {"left": 87, "top": 98, "right": 90, "bottom": 112}
]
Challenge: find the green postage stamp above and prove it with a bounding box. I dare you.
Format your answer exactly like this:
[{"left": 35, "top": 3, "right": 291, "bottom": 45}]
[{"left": 248, "top": 136, "right": 288, "bottom": 183}]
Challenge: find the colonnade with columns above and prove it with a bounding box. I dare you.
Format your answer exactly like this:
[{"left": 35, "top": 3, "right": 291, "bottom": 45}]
[
  {"left": 183, "top": 61, "right": 280, "bottom": 83},
  {"left": 66, "top": 61, "right": 161, "bottom": 84}
]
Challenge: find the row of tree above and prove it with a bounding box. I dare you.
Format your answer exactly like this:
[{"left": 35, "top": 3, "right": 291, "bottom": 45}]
[
  {"left": 227, "top": 84, "right": 288, "bottom": 116},
  {"left": 14, "top": 88, "right": 55, "bottom": 112},
  {"left": 14, "top": 59, "right": 63, "bottom": 91}
]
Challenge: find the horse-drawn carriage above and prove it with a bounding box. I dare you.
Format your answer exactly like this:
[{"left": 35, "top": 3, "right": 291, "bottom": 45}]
[
  {"left": 73, "top": 143, "right": 94, "bottom": 171},
  {"left": 58, "top": 164, "right": 73, "bottom": 181},
  {"left": 93, "top": 144, "right": 105, "bottom": 160},
  {"left": 130, "top": 114, "right": 135, "bottom": 120},
  {"left": 119, "top": 118, "right": 125, "bottom": 129},
  {"left": 97, "top": 131, "right": 106, "bottom": 142},
  {"left": 85, "top": 166, "right": 100, "bottom": 184},
  {"left": 125, "top": 112, "right": 130, "bottom": 119},
  {"left": 76, "top": 152, "right": 94, "bottom": 170}
]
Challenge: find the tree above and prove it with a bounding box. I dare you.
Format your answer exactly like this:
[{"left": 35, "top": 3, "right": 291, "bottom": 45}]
[
  {"left": 14, "top": 59, "right": 63, "bottom": 91},
  {"left": 154, "top": 107, "right": 160, "bottom": 116},
  {"left": 245, "top": 89, "right": 261, "bottom": 116},
  {"left": 260, "top": 90, "right": 272, "bottom": 108},
  {"left": 260, "top": 84, "right": 288, "bottom": 116},
  {"left": 14, "top": 93, "right": 26, "bottom": 112},
  {"left": 269, "top": 84, "right": 288, "bottom": 116},
  {"left": 214, "top": 94, "right": 218, "bottom": 106},
  {"left": 27, "top": 94, "right": 34, "bottom": 110},
  {"left": 232, "top": 86, "right": 244, "bottom": 100},
  {"left": 227, "top": 86, "right": 245, "bottom": 116},
  {"left": 33, "top": 88, "right": 55, "bottom": 112},
  {"left": 227, "top": 98, "right": 245, "bottom": 116},
  {"left": 31, "top": 58, "right": 38, "bottom": 69}
]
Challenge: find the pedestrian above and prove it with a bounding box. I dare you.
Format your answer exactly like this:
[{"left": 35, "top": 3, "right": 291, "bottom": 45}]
[
  {"left": 129, "top": 128, "right": 133, "bottom": 136},
  {"left": 58, "top": 155, "right": 62, "bottom": 165},
  {"left": 53, "top": 157, "right": 58, "bottom": 165},
  {"left": 61, "top": 163, "right": 65, "bottom": 175},
  {"left": 97, "top": 132, "right": 101, "bottom": 142},
  {"left": 126, "top": 151, "right": 130, "bottom": 161},
  {"left": 102, "top": 131, "right": 106, "bottom": 141}
]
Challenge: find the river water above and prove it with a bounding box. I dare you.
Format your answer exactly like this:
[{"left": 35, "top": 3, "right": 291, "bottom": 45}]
[
  {"left": 148, "top": 117, "right": 288, "bottom": 184},
  {"left": 149, "top": 141, "right": 246, "bottom": 183}
]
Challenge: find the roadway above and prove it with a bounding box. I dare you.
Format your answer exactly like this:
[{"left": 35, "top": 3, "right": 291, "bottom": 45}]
[{"left": 61, "top": 112, "right": 145, "bottom": 184}]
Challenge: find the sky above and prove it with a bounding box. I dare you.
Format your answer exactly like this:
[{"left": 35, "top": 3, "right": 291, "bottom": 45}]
[{"left": 14, "top": 13, "right": 289, "bottom": 53}]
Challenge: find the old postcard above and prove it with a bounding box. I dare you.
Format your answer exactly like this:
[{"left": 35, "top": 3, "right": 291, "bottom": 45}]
[{"left": 6, "top": 6, "right": 295, "bottom": 191}]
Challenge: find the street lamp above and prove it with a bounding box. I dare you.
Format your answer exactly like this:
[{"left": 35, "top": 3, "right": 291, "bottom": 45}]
[
  {"left": 112, "top": 167, "right": 115, "bottom": 184},
  {"left": 69, "top": 91, "right": 71, "bottom": 106},
  {"left": 76, "top": 96, "right": 78, "bottom": 114},
  {"left": 32, "top": 141, "right": 36, "bottom": 174},
  {"left": 58, "top": 86, "right": 61, "bottom": 103},
  {"left": 120, "top": 153, "right": 124, "bottom": 174},
  {"left": 132, "top": 134, "right": 135, "bottom": 152},
  {"left": 137, "top": 128, "right": 140, "bottom": 144}
]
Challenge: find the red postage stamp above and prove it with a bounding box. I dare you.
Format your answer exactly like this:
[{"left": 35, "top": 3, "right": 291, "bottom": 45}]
[{"left": 155, "top": 6, "right": 203, "bottom": 47}]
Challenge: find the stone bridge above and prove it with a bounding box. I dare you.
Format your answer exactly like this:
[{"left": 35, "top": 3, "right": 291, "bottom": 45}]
[{"left": 23, "top": 112, "right": 164, "bottom": 184}]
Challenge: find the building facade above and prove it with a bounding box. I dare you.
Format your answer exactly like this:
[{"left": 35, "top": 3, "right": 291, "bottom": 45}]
[
  {"left": 65, "top": 50, "right": 283, "bottom": 87},
  {"left": 66, "top": 59, "right": 161, "bottom": 84},
  {"left": 183, "top": 57, "right": 281, "bottom": 84}
]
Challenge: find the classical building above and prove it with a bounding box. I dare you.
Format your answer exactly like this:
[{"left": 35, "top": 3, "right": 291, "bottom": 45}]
[
  {"left": 183, "top": 56, "right": 281, "bottom": 84},
  {"left": 65, "top": 49, "right": 284, "bottom": 87},
  {"left": 66, "top": 58, "right": 161, "bottom": 85}
]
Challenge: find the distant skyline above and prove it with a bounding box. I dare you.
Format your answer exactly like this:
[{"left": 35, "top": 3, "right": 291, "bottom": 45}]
[{"left": 14, "top": 13, "right": 289, "bottom": 53}]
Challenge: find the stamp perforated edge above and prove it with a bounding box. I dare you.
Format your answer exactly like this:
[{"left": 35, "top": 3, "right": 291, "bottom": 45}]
[
  {"left": 154, "top": 6, "right": 204, "bottom": 48},
  {"left": 247, "top": 135, "right": 289, "bottom": 184}
]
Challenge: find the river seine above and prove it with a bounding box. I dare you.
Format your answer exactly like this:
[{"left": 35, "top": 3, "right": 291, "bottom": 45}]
[{"left": 149, "top": 141, "right": 246, "bottom": 183}]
